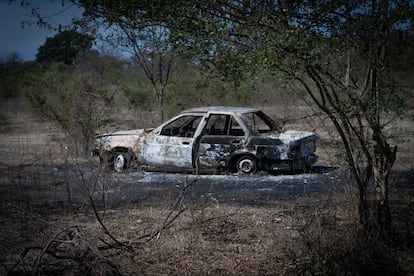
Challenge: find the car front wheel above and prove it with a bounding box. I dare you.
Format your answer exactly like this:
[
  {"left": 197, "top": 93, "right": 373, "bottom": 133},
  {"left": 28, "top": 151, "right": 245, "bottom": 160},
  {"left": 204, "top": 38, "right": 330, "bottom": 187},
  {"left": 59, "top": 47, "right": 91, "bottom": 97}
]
[
  {"left": 236, "top": 155, "right": 257, "bottom": 174},
  {"left": 113, "top": 152, "right": 130, "bottom": 173}
]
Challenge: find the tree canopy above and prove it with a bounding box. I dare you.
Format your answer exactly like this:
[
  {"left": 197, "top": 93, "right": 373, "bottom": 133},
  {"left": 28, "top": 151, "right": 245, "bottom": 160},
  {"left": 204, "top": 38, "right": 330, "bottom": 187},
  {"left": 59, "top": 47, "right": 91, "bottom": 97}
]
[
  {"left": 76, "top": 0, "right": 191, "bottom": 121},
  {"left": 166, "top": 0, "right": 414, "bottom": 232},
  {"left": 36, "top": 29, "right": 94, "bottom": 64}
]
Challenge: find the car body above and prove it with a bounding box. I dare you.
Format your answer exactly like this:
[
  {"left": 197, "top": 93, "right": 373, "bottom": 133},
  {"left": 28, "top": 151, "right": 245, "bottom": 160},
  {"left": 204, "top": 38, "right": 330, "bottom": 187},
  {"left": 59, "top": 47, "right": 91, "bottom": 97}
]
[{"left": 92, "top": 106, "right": 317, "bottom": 174}]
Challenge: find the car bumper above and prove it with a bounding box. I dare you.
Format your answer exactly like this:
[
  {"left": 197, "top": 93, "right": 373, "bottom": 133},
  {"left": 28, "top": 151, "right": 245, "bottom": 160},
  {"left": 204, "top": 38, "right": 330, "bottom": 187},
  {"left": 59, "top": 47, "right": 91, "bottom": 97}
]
[{"left": 267, "top": 154, "right": 318, "bottom": 172}]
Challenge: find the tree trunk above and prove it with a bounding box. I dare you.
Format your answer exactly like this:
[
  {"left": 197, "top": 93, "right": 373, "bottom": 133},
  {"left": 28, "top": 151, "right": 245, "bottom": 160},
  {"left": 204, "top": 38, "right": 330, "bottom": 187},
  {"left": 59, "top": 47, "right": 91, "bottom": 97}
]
[
  {"left": 373, "top": 143, "right": 397, "bottom": 233},
  {"left": 357, "top": 182, "right": 370, "bottom": 228},
  {"left": 159, "top": 86, "right": 164, "bottom": 122},
  {"left": 373, "top": 164, "right": 391, "bottom": 233}
]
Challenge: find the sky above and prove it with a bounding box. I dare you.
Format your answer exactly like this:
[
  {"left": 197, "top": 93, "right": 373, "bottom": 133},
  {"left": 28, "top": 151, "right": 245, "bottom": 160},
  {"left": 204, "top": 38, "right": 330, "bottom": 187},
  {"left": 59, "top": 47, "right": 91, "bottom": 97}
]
[{"left": 0, "top": 0, "right": 82, "bottom": 61}]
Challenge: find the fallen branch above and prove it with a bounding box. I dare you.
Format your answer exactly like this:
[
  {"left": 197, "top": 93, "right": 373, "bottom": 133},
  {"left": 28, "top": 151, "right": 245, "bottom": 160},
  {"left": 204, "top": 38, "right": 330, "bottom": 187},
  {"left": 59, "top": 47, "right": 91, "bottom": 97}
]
[
  {"left": 7, "top": 226, "right": 122, "bottom": 275},
  {"left": 136, "top": 178, "right": 194, "bottom": 242}
]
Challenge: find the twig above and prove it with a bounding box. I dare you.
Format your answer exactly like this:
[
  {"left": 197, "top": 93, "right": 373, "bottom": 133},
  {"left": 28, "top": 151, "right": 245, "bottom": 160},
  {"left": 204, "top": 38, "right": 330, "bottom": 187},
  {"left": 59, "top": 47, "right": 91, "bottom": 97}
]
[
  {"left": 7, "top": 203, "right": 61, "bottom": 230},
  {"left": 28, "top": 226, "right": 122, "bottom": 275},
  {"left": 33, "top": 227, "right": 76, "bottom": 274},
  {"left": 136, "top": 178, "right": 194, "bottom": 242},
  {"left": 76, "top": 164, "right": 133, "bottom": 251}
]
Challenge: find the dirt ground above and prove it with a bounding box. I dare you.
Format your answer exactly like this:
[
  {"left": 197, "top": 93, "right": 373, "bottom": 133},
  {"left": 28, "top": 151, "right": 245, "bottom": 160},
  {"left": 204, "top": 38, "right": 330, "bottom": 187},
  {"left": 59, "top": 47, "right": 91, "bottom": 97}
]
[{"left": 0, "top": 98, "right": 413, "bottom": 275}]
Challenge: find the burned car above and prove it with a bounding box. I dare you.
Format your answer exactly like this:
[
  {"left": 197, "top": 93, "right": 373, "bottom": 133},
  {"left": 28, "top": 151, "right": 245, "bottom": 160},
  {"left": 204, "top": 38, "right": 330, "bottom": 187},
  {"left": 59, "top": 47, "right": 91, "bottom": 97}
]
[{"left": 92, "top": 106, "right": 317, "bottom": 174}]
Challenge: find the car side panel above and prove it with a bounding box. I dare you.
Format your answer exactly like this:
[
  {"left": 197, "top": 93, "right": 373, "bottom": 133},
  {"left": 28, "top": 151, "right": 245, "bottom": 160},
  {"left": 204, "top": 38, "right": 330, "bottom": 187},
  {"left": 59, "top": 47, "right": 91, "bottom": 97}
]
[
  {"left": 140, "top": 134, "right": 194, "bottom": 169},
  {"left": 198, "top": 136, "right": 243, "bottom": 170}
]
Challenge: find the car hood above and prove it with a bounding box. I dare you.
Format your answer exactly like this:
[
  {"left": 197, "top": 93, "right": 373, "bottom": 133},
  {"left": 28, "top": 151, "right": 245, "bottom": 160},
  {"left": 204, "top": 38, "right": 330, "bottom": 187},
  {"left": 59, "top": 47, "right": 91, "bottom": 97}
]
[
  {"left": 96, "top": 129, "right": 146, "bottom": 138},
  {"left": 278, "top": 130, "right": 317, "bottom": 142}
]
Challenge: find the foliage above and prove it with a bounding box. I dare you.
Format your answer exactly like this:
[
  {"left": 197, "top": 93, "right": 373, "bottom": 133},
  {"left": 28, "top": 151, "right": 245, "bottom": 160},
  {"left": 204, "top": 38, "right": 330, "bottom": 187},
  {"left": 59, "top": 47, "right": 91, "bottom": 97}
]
[
  {"left": 169, "top": 0, "right": 414, "bottom": 233},
  {"left": 22, "top": 53, "right": 118, "bottom": 155},
  {"left": 262, "top": 0, "right": 413, "bottom": 233},
  {"left": 76, "top": 0, "right": 188, "bottom": 121},
  {"left": 0, "top": 53, "right": 31, "bottom": 99},
  {"left": 123, "top": 84, "right": 155, "bottom": 111},
  {"left": 36, "top": 30, "right": 94, "bottom": 64},
  {"left": 121, "top": 56, "right": 258, "bottom": 118}
]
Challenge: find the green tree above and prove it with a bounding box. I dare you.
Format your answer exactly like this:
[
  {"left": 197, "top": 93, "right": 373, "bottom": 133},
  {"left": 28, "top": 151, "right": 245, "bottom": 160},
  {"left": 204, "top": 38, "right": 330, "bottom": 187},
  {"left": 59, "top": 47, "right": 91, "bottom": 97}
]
[
  {"left": 77, "top": 0, "right": 185, "bottom": 121},
  {"left": 23, "top": 53, "right": 117, "bottom": 155},
  {"left": 36, "top": 30, "right": 93, "bottom": 64},
  {"left": 174, "top": 0, "right": 413, "bottom": 233},
  {"left": 0, "top": 53, "right": 24, "bottom": 98}
]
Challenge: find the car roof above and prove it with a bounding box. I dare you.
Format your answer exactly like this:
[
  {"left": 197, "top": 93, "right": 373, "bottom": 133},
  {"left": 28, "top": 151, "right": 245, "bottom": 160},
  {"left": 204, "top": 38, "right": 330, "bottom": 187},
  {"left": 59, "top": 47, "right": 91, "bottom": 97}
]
[{"left": 181, "top": 106, "right": 259, "bottom": 114}]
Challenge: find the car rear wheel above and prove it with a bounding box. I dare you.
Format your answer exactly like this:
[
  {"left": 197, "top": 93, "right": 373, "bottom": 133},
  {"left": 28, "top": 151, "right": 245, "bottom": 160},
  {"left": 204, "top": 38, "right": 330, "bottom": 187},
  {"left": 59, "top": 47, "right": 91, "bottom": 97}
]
[
  {"left": 236, "top": 155, "right": 257, "bottom": 174},
  {"left": 113, "top": 152, "right": 130, "bottom": 173}
]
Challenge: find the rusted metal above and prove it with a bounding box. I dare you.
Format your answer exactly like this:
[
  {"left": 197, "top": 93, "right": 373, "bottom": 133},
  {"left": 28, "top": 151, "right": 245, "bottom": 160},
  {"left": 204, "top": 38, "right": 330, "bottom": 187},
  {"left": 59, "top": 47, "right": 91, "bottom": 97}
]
[{"left": 93, "top": 106, "right": 318, "bottom": 174}]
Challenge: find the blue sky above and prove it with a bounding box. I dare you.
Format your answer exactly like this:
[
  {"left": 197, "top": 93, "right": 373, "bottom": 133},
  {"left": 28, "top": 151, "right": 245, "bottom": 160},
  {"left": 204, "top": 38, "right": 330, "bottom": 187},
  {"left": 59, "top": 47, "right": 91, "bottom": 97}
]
[{"left": 0, "top": 0, "right": 82, "bottom": 61}]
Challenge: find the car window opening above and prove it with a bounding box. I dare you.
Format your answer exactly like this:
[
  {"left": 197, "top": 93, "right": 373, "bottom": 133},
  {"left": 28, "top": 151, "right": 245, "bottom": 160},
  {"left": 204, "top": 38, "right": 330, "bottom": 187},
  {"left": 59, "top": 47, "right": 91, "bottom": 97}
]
[
  {"left": 243, "top": 111, "right": 279, "bottom": 133},
  {"left": 160, "top": 115, "right": 202, "bottom": 137},
  {"left": 203, "top": 114, "right": 245, "bottom": 137}
]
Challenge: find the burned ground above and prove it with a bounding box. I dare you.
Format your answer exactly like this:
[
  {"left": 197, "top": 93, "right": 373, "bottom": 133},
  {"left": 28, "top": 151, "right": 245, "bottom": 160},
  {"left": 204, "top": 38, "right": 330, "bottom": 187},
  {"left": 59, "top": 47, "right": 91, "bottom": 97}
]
[{"left": 0, "top": 99, "right": 413, "bottom": 275}]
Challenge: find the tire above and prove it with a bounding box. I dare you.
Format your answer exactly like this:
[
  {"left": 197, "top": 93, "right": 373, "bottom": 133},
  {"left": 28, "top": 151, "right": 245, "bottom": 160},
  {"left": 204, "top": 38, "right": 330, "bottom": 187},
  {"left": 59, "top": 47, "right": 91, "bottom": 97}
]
[
  {"left": 236, "top": 155, "right": 257, "bottom": 174},
  {"left": 113, "top": 152, "right": 130, "bottom": 173}
]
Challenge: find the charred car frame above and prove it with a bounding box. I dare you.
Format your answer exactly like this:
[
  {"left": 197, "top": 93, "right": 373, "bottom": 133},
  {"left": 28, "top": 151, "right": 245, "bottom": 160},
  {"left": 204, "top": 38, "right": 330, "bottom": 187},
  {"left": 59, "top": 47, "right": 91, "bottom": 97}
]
[{"left": 92, "top": 106, "right": 317, "bottom": 174}]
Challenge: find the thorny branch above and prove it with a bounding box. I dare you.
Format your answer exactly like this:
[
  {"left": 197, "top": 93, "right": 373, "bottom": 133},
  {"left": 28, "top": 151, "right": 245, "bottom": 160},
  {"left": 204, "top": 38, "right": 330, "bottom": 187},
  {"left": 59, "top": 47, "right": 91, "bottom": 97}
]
[
  {"left": 136, "top": 177, "right": 193, "bottom": 242},
  {"left": 76, "top": 163, "right": 133, "bottom": 250},
  {"left": 7, "top": 226, "right": 121, "bottom": 275},
  {"left": 5, "top": 162, "right": 195, "bottom": 275}
]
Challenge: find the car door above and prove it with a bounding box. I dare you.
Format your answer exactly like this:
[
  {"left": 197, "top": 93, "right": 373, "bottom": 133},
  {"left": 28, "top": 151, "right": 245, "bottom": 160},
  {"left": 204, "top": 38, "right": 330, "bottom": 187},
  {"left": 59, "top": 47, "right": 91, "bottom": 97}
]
[
  {"left": 197, "top": 114, "right": 247, "bottom": 171},
  {"left": 143, "top": 115, "right": 203, "bottom": 170}
]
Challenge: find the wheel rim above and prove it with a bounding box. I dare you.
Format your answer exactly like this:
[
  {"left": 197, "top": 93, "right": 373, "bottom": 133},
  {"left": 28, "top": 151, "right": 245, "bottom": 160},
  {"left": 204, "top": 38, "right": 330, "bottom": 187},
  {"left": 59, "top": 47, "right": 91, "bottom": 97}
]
[
  {"left": 114, "top": 154, "right": 125, "bottom": 172},
  {"left": 238, "top": 158, "right": 256, "bottom": 174}
]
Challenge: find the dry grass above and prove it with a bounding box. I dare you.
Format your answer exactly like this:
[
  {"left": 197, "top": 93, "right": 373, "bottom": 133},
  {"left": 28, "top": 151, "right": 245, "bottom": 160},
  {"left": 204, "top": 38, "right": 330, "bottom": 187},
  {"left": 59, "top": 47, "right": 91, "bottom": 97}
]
[
  {"left": 1, "top": 179, "right": 413, "bottom": 275},
  {"left": 0, "top": 98, "right": 413, "bottom": 275},
  {"left": 0, "top": 188, "right": 337, "bottom": 274}
]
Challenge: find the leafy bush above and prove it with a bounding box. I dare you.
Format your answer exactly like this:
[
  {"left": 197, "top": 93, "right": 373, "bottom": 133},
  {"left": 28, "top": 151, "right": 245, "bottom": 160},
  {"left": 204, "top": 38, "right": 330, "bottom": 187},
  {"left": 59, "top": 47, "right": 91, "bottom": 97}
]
[
  {"left": 0, "top": 54, "right": 31, "bottom": 99},
  {"left": 22, "top": 61, "right": 113, "bottom": 155},
  {"left": 123, "top": 84, "right": 155, "bottom": 111}
]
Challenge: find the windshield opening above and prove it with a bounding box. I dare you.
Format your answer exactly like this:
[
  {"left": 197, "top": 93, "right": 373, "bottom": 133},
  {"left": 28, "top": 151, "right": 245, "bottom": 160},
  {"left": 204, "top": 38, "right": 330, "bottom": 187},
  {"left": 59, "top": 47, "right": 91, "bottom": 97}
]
[{"left": 242, "top": 111, "right": 281, "bottom": 133}]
